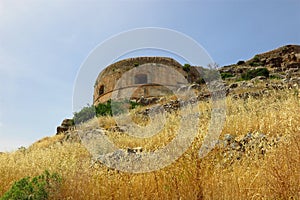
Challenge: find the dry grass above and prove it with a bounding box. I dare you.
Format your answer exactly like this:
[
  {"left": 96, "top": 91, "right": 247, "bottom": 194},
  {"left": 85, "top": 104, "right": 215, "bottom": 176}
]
[{"left": 0, "top": 89, "right": 299, "bottom": 199}]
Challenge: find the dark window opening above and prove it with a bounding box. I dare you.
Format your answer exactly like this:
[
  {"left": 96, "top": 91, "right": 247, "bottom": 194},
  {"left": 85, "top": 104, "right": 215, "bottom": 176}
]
[
  {"left": 99, "top": 85, "right": 104, "bottom": 95},
  {"left": 135, "top": 74, "right": 148, "bottom": 84}
]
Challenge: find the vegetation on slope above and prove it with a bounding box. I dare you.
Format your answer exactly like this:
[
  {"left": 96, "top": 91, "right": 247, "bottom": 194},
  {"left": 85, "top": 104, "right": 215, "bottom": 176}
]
[{"left": 0, "top": 89, "right": 299, "bottom": 199}]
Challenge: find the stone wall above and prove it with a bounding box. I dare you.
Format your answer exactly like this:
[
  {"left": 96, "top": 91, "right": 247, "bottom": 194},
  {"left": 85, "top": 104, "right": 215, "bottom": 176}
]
[{"left": 93, "top": 57, "right": 188, "bottom": 105}]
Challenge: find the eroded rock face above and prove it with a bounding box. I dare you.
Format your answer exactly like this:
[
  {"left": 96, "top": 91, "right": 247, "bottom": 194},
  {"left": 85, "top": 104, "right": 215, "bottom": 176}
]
[
  {"left": 127, "top": 147, "right": 143, "bottom": 154},
  {"left": 251, "top": 76, "right": 266, "bottom": 82},
  {"left": 56, "top": 119, "right": 74, "bottom": 135},
  {"left": 56, "top": 126, "right": 69, "bottom": 134},
  {"left": 219, "top": 45, "right": 300, "bottom": 79},
  {"left": 136, "top": 97, "right": 160, "bottom": 106},
  {"left": 229, "top": 83, "right": 238, "bottom": 89}
]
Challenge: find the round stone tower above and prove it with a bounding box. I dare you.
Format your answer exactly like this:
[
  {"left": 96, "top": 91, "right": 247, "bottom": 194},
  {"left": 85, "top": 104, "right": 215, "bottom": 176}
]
[{"left": 93, "top": 57, "right": 188, "bottom": 105}]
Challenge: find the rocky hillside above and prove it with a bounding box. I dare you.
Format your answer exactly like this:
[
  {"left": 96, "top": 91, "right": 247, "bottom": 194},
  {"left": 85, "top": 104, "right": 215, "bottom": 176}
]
[
  {"left": 219, "top": 44, "right": 300, "bottom": 81},
  {"left": 56, "top": 44, "right": 300, "bottom": 134}
]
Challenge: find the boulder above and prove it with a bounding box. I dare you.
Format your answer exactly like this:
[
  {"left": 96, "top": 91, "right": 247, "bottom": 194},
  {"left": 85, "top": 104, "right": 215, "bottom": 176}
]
[
  {"left": 127, "top": 147, "right": 143, "bottom": 154},
  {"left": 61, "top": 119, "right": 74, "bottom": 127},
  {"left": 56, "top": 126, "right": 69, "bottom": 134},
  {"left": 56, "top": 118, "right": 74, "bottom": 135},
  {"left": 108, "top": 126, "right": 126, "bottom": 133},
  {"left": 251, "top": 76, "right": 266, "bottom": 82},
  {"left": 137, "top": 97, "right": 159, "bottom": 106},
  {"left": 286, "top": 62, "right": 300, "bottom": 69},
  {"left": 229, "top": 83, "right": 238, "bottom": 89}
]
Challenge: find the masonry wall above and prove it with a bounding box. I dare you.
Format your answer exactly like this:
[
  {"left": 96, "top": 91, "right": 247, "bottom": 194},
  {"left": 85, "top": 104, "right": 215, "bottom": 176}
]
[{"left": 93, "top": 57, "right": 188, "bottom": 105}]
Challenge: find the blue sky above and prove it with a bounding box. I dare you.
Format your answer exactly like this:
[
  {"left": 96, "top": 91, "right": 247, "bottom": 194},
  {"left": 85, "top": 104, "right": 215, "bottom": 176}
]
[{"left": 0, "top": 0, "right": 299, "bottom": 151}]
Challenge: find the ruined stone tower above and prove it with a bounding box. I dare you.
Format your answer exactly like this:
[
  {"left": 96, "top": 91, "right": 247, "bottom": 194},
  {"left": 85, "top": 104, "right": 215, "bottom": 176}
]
[{"left": 93, "top": 57, "right": 188, "bottom": 105}]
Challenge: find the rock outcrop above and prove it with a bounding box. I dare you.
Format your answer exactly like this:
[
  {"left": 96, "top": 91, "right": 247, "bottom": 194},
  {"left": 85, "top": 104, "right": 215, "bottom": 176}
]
[
  {"left": 56, "top": 119, "right": 75, "bottom": 135},
  {"left": 220, "top": 44, "right": 300, "bottom": 80}
]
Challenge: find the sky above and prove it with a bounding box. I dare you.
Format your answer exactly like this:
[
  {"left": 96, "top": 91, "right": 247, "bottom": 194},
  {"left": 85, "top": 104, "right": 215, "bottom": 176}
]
[{"left": 0, "top": 0, "right": 299, "bottom": 151}]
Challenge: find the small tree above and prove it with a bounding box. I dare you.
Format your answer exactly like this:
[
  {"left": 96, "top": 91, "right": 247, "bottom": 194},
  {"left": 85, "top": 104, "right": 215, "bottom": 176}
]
[{"left": 183, "top": 64, "right": 191, "bottom": 72}]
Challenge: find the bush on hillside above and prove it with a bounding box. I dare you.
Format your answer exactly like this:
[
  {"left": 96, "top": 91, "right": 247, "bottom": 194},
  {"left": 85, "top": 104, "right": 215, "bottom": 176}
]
[
  {"left": 73, "top": 105, "right": 96, "bottom": 124},
  {"left": 95, "top": 100, "right": 112, "bottom": 116},
  {"left": 221, "top": 72, "right": 234, "bottom": 79},
  {"left": 182, "top": 64, "right": 191, "bottom": 72},
  {"left": 196, "top": 77, "right": 205, "bottom": 84},
  {"left": 269, "top": 74, "right": 282, "bottom": 80},
  {"left": 1, "top": 170, "right": 61, "bottom": 200},
  {"left": 241, "top": 68, "right": 269, "bottom": 80},
  {"left": 73, "top": 100, "right": 141, "bottom": 124},
  {"left": 249, "top": 55, "right": 262, "bottom": 67},
  {"left": 237, "top": 60, "right": 245, "bottom": 65}
]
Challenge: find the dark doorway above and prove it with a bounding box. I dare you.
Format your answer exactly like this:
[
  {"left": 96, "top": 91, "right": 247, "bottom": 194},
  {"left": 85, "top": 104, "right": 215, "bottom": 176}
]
[{"left": 99, "top": 85, "right": 104, "bottom": 95}]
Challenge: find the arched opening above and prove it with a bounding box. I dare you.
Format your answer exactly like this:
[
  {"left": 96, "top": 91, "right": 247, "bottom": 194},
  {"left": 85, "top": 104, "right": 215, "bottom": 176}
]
[
  {"left": 134, "top": 74, "right": 148, "bottom": 84},
  {"left": 99, "top": 85, "right": 104, "bottom": 95}
]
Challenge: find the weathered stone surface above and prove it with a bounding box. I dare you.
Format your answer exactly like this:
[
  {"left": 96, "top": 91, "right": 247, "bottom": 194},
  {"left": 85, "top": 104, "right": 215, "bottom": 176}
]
[
  {"left": 56, "top": 126, "right": 69, "bottom": 134},
  {"left": 136, "top": 97, "right": 160, "bottom": 106},
  {"left": 286, "top": 62, "right": 300, "bottom": 69},
  {"left": 91, "top": 45, "right": 300, "bottom": 107},
  {"left": 61, "top": 119, "right": 74, "bottom": 127},
  {"left": 108, "top": 126, "right": 126, "bottom": 133},
  {"left": 238, "top": 81, "right": 254, "bottom": 88},
  {"left": 251, "top": 76, "right": 266, "bottom": 82},
  {"left": 268, "top": 57, "right": 282, "bottom": 68},
  {"left": 215, "top": 132, "right": 281, "bottom": 164},
  {"left": 93, "top": 57, "right": 188, "bottom": 105},
  {"left": 229, "top": 83, "right": 238, "bottom": 89},
  {"left": 127, "top": 147, "right": 143, "bottom": 154},
  {"left": 56, "top": 118, "right": 74, "bottom": 135}
]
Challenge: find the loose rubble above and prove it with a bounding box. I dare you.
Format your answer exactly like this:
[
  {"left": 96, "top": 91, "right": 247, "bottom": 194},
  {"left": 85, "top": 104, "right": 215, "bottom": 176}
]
[{"left": 214, "top": 132, "right": 281, "bottom": 165}]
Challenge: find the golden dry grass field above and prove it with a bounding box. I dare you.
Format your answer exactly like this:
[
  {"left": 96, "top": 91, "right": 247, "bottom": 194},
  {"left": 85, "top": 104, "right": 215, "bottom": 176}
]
[{"left": 0, "top": 89, "right": 299, "bottom": 199}]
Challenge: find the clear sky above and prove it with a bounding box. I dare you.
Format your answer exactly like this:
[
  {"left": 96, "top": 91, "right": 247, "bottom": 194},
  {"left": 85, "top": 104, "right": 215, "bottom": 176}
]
[{"left": 0, "top": 0, "right": 299, "bottom": 151}]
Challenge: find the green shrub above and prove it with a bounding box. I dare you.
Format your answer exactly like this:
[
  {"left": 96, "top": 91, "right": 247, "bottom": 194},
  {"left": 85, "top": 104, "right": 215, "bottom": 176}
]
[
  {"left": 196, "top": 78, "right": 205, "bottom": 84},
  {"left": 129, "top": 100, "right": 140, "bottom": 109},
  {"left": 182, "top": 64, "right": 191, "bottom": 72},
  {"left": 249, "top": 62, "right": 261, "bottom": 67},
  {"left": 1, "top": 170, "right": 61, "bottom": 200},
  {"left": 73, "top": 105, "right": 96, "bottom": 124},
  {"left": 269, "top": 74, "right": 282, "bottom": 80},
  {"left": 73, "top": 100, "right": 141, "bottom": 124},
  {"left": 221, "top": 72, "right": 234, "bottom": 79},
  {"left": 95, "top": 100, "right": 112, "bottom": 116},
  {"left": 237, "top": 60, "right": 245, "bottom": 65},
  {"left": 249, "top": 55, "right": 262, "bottom": 66},
  {"left": 110, "top": 100, "right": 141, "bottom": 115},
  {"left": 241, "top": 68, "right": 269, "bottom": 80},
  {"left": 235, "top": 77, "right": 244, "bottom": 82}
]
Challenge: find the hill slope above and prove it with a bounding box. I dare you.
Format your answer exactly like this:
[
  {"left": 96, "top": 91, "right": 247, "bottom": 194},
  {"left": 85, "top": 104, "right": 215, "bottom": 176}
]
[{"left": 0, "top": 45, "right": 300, "bottom": 199}]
